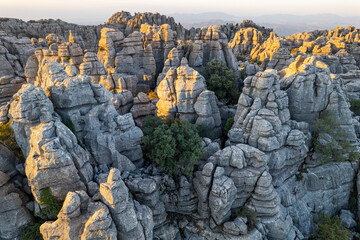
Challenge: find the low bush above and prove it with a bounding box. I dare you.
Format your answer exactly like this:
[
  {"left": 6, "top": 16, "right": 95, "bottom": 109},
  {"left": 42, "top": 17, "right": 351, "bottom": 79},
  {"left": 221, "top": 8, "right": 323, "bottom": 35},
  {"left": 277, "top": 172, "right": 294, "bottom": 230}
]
[
  {"left": 316, "top": 214, "right": 351, "bottom": 240},
  {"left": 350, "top": 100, "right": 360, "bottom": 116},
  {"left": 36, "top": 187, "right": 63, "bottom": 219},
  {"left": 223, "top": 117, "right": 234, "bottom": 136},
  {"left": 202, "top": 59, "right": 239, "bottom": 102},
  {"left": 142, "top": 116, "right": 204, "bottom": 177},
  {"left": 313, "top": 110, "right": 359, "bottom": 163},
  {"left": 231, "top": 207, "right": 257, "bottom": 231},
  {"left": 20, "top": 222, "right": 44, "bottom": 240},
  {"left": 0, "top": 121, "right": 25, "bottom": 162}
]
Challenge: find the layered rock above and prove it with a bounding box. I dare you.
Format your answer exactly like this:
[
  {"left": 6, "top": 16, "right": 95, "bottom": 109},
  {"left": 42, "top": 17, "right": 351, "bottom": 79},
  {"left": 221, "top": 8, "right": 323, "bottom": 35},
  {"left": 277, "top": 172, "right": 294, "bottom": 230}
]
[
  {"left": 340, "top": 70, "right": 360, "bottom": 101},
  {"left": 156, "top": 59, "right": 207, "bottom": 122},
  {"left": 0, "top": 39, "right": 28, "bottom": 106},
  {"left": 279, "top": 56, "right": 357, "bottom": 144},
  {"left": 193, "top": 144, "right": 296, "bottom": 239},
  {"left": 100, "top": 168, "right": 154, "bottom": 239},
  {"left": 0, "top": 145, "right": 32, "bottom": 239},
  {"left": 8, "top": 84, "right": 93, "bottom": 201},
  {"left": 115, "top": 31, "right": 156, "bottom": 92},
  {"left": 40, "top": 191, "right": 117, "bottom": 240},
  {"left": 229, "top": 69, "right": 309, "bottom": 186},
  {"left": 189, "top": 26, "right": 238, "bottom": 73},
  {"left": 130, "top": 92, "right": 156, "bottom": 127},
  {"left": 230, "top": 27, "right": 264, "bottom": 58},
  {"left": 49, "top": 74, "right": 143, "bottom": 167}
]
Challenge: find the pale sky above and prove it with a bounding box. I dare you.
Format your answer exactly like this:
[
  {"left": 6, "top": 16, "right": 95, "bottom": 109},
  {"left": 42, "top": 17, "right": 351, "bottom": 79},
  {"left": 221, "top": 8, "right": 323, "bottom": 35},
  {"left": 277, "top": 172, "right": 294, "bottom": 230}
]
[{"left": 0, "top": 0, "right": 359, "bottom": 24}]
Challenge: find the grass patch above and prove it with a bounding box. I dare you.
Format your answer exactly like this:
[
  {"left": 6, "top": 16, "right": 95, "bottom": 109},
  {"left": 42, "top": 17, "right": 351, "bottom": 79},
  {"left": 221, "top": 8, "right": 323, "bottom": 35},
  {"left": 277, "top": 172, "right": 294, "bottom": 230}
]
[
  {"left": 35, "top": 187, "right": 63, "bottom": 219},
  {"left": 20, "top": 222, "right": 44, "bottom": 240},
  {"left": 0, "top": 121, "right": 25, "bottom": 162},
  {"left": 316, "top": 214, "right": 351, "bottom": 240}
]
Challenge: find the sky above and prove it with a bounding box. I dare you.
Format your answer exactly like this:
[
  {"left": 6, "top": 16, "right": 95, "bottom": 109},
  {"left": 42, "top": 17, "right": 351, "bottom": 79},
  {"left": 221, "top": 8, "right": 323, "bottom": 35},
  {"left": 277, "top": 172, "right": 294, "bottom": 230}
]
[{"left": 0, "top": 0, "right": 359, "bottom": 24}]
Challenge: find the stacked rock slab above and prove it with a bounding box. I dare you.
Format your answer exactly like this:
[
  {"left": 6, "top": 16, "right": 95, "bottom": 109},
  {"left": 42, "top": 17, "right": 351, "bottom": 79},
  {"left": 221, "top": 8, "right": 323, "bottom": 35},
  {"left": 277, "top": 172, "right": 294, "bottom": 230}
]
[
  {"left": 49, "top": 74, "right": 143, "bottom": 168},
  {"left": 40, "top": 190, "right": 117, "bottom": 240},
  {"left": 189, "top": 26, "right": 238, "bottom": 73},
  {"left": 140, "top": 23, "right": 177, "bottom": 75},
  {"left": 0, "top": 41, "right": 27, "bottom": 107},
  {"left": 279, "top": 56, "right": 357, "bottom": 144},
  {"left": 130, "top": 92, "right": 156, "bottom": 127},
  {"left": 156, "top": 58, "right": 207, "bottom": 122},
  {"left": 340, "top": 70, "right": 360, "bottom": 101},
  {"left": 8, "top": 84, "right": 93, "bottom": 201},
  {"left": 0, "top": 145, "right": 32, "bottom": 239},
  {"left": 194, "top": 90, "right": 222, "bottom": 138},
  {"left": 193, "top": 144, "right": 297, "bottom": 239},
  {"left": 100, "top": 168, "right": 154, "bottom": 240},
  {"left": 229, "top": 27, "right": 264, "bottom": 58},
  {"left": 97, "top": 28, "right": 124, "bottom": 72},
  {"left": 156, "top": 47, "right": 182, "bottom": 85},
  {"left": 228, "top": 69, "right": 309, "bottom": 187},
  {"left": 115, "top": 31, "right": 156, "bottom": 92}
]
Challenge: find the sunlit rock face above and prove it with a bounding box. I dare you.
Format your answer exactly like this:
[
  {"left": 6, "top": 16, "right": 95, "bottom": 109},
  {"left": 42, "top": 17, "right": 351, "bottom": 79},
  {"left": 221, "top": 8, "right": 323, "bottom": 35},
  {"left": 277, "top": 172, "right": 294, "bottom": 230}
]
[
  {"left": 40, "top": 190, "right": 118, "bottom": 240},
  {"left": 156, "top": 58, "right": 207, "bottom": 122},
  {"left": 8, "top": 84, "right": 93, "bottom": 201},
  {"left": 279, "top": 56, "right": 357, "bottom": 143},
  {"left": 106, "top": 11, "right": 186, "bottom": 39},
  {"left": 229, "top": 27, "right": 264, "bottom": 58}
]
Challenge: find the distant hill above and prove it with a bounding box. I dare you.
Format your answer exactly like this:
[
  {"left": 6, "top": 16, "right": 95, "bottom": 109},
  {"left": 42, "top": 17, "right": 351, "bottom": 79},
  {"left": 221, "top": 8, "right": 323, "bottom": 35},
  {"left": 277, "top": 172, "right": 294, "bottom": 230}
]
[{"left": 170, "top": 12, "right": 360, "bottom": 36}]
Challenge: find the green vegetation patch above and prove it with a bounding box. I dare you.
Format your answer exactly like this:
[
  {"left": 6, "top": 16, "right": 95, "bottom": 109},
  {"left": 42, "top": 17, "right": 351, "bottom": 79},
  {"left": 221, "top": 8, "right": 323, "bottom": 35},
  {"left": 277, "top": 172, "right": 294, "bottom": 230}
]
[
  {"left": 231, "top": 207, "right": 257, "bottom": 231},
  {"left": 223, "top": 117, "right": 234, "bottom": 136},
  {"left": 20, "top": 222, "right": 44, "bottom": 240},
  {"left": 316, "top": 214, "right": 351, "bottom": 240},
  {"left": 142, "top": 116, "right": 204, "bottom": 177},
  {"left": 36, "top": 187, "right": 63, "bottom": 219},
  {"left": 202, "top": 59, "right": 240, "bottom": 102},
  {"left": 313, "top": 110, "right": 359, "bottom": 163},
  {"left": 0, "top": 121, "right": 25, "bottom": 162},
  {"left": 350, "top": 100, "right": 360, "bottom": 116}
]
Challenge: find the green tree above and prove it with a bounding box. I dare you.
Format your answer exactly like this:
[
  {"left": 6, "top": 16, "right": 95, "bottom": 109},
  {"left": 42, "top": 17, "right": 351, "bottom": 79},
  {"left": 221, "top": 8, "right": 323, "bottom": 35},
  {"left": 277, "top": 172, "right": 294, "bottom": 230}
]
[
  {"left": 316, "top": 214, "right": 351, "bottom": 240},
  {"left": 203, "top": 59, "right": 239, "bottom": 101},
  {"left": 350, "top": 100, "right": 360, "bottom": 116},
  {"left": 142, "top": 116, "right": 204, "bottom": 177},
  {"left": 313, "top": 110, "right": 359, "bottom": 163}
]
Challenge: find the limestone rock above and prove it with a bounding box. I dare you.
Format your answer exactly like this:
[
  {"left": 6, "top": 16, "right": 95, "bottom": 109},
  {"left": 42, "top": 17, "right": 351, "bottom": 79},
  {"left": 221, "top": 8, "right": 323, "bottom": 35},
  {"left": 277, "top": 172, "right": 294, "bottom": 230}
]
[
  {"left": 130, "top": 92, "right": 156, "bottom": 127},
  {"left": 49, "top": 75, "right": 143, "bottom": 167},
  {"left": 156, "top": 59, "right": 207, "bottom": 122},
  {"left": 8, "top": 84, "right": 93, "bottom": 201}
]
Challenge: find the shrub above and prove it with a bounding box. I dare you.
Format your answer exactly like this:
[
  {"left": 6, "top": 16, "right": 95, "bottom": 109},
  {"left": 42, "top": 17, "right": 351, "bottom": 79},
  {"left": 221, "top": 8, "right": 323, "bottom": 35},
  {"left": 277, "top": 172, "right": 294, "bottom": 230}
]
[
  {"left": 0, "top": 121, "right": 25, "bottom": 162},
  {"left": 202, "top": 59, "right": 239, "bottom": 102},
  {"left": 316, "top": 214, "right": 351, "bottom": 240},
  {"left": 36, "top": 187, "right": 63, "bottom": 219},
  {"left": 224, "top": 117, "right": 234, "bottom": 136},
  {"left": 350, "top": 100, "right": 360, "bottom": 116},
  {"left": 196, "top": 124, "right": 215, "bottom": 139},
  {"left": 231, "top": 207, "right": 257, "bottom": 231},
  {"left": 313, "top": 110, "right": 359, "bottom": 163},
  {"left": 142, "top": 116, "right": 204, "bottom": 177},
  {"left": 20, "top": 222, "right": 44, "bottom": 240}
]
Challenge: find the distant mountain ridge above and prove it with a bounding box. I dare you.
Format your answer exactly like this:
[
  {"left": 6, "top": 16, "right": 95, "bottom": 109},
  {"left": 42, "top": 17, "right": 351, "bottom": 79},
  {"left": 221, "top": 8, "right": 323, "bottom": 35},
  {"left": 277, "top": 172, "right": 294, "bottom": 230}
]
[{"left": 170, "top": 12, "right": 360, "bottom": 36}]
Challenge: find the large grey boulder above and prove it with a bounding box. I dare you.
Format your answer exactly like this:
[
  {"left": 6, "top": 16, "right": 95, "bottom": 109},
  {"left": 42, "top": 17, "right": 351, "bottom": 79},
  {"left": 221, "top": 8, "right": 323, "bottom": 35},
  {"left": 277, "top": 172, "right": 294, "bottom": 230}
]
[
  {"left": 49, "top": 74, "right": 143, "bottom": 167},
  {"left": 41, "top": 190, "right": 117, "bottom": 240},
  {"left": 100, "top": 168, "right": 153, "bottom": 240},
  {"left": 8, "top": 84, "right": 93, "bottom": 201}
]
